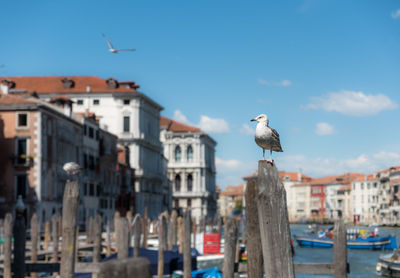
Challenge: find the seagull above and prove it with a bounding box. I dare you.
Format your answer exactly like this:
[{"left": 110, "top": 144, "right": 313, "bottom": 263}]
[
  {"left": 102, "top": 34, "right": 135, "bottom": 54},
  {"left": 63, "top": 162, "right": 82, "bottom": 175},
  {"left": 251, "top": 114, "right": 283, "bottom": 163}
]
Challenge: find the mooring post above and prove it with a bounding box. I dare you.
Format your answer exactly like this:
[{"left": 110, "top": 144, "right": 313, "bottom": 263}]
[
  {"left": 257, "top": 161, "right": 294, "bottom": 278},
  {"left": 116, "top": 216, "right": 129, "bottom": 259},
  {"left": 171, "top": 210, "right": 178, "bottom": 248},
  {"left": 158, "top": 214, "right": 167, "bottom": 278},
  {"left": 334, "top": 220, "right": 348, "bottom": 278},
  {"left": 31, "top": 213, "right": 39, "bottom": 278},
  {"left": 245, "top": 179, "right": 263, "bottom": 278},
  {"left": 134, "top": 215, "right": 141, "bottom": 258},
  {"left": 192, "top": 216, "right": 197, "bottom": 249},
  {"left": 183, "top": 211, "right": 192, "bottom": 278},
  {"left": 13, "top": 198, "right": 26, "bottom": 278},
  {"left": 60, "top": 180, "right": 79, "bottom": 278},
  {"left": 3, "top": 213, "right": 12, "bottom": 278},
  {"left": 142, "top": 207, "right": 148, "bottom": 248},
  {"left": 178, "top": 216, "right": 184, "bottom": 254},
  {"left": 52, "top": 214, "right": 59, "bottom": 265},
  {"left": 44, "top": 220, "right": 50, "bottom": 253},
  {"left": 93, "top": 214, "right": 102, "bottom": 278},
  {"left": 222, "top": 217, "right": 238, "bottom": 278},
  {"left": 106, "top": 219, "right": 111, "bottom": 256}
]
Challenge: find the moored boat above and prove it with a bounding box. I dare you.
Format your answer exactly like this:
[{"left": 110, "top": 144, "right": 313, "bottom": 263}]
[
  {"left": 376, "top": 250, "right": 400, "bottom": 277},
  {"left": 295, "top": 234, "right": 397, "bottom": 250}
]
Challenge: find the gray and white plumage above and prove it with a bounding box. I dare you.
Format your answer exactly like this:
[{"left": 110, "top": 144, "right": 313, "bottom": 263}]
[
  {"left": 251, "top": 114, "right": 283, "bottom": 161},
  {"left": 63, "top": 162, "right": 82, "bottom": 175},
  {"left": 102, "top": 34, "right": 135, "bottom": 54}
]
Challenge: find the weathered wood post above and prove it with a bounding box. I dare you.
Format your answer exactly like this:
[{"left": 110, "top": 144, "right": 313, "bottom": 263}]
[
  {"left": 222, "top": 217, "right": 238, "bottom": 278},
  {"left": 93, "top": 214, "right": 102, "bottom": 278},
  {"left": 178, "top": 216, "right": 184, "bottom": 254},
  {"left": 13, "top": 198, "right": 26, "bottom": 278},
  {"left": 52, "top": 214, "right": 59, "bottom": 264},
  {"left": 142, "top": 207, "right": 148, "bottom": 248},
  {"left": 31, "top": 213, "right": 39, "bottom": 278},
  {"left": 3, "top": 213, "right": 12, "bottom": 278},
  {"left": 87, "top": 217, "right": 94, "bottom": 244},
  {"left": 257, "top": 161, "right": 294, "bottom": 278},
  {"left": 60, "top": 180, "right": 79, "bottom": 278},
  {"left": 158, "top": 215, "right": 167, "bottom": 278},
  {"left": 171, "top": 210, "right": 178, "bottom": 248},
  {"left": 244, "top": 179, "right": 263, "bottom": 278},
  {"left": 116, "top": 216, "right": 129, "bottom": 259},
  {"left": 134, "top": 215, "right": 142, "bottom": 258},
  {"left": 44, "top": 220, "right": 51, "bottom": 254},
  {"left": 334, "top": 220, "right": 347, "bottom": 278},
  {"left": 217, "top": 216, "right": 222, "bottom": 237},
  {"left": 106, "top": 219, "right": 111, "bottom": 256},
  {"left": 126, "top": 210, "right": 133, "bottom": 247},
  {"left": 167, "top": 214, "right": 173, "bottom": 251},
  {"left": 192, "top": 216, "right": 197, "bottom": 249},
  {"left": 183, "top": 211, "right": 192, "bottom": 278},
  {"left": 75, "top": 227, "right": 79, "bottom": 263}
]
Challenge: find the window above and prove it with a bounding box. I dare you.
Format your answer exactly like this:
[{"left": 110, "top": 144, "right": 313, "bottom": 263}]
[
  {"left": 175, "top": 146, "right": 181, "bottom": 162},
  {"left": 77, "top": 99, "right": 84, "bottom": 105},
  {"left": 88, "top": 127, "right": 94, "bottom": 138},
  {"left": 84, "top": 183, "right": 87, "bottom": 196},
  {"left": 187, "top": 174, "right": 193, "bottom": 192},
  {"left": 367, "top": 183, "right": 371, "bottom": 189},
  {"left": 96, "top": 130, "right": 99, "bottom": 140},
  {"left": 123, "top": 99, "right": 130, "bottom": 105},
  {"left": 15, "top": 175, "right": 27, "bottom": 199},
  {"left": 187, "top": 145, "right": 193, "bottom": 161},
  {"left": 123, "top": 116, "right": 130, "bottom": 132},
  {"left": 17, "top": 113, "right": 28, "bottom": 128},
  {"left": 16, "top": 138, "right": 28, "bottom": 164},
  {"left": 187, "top": 199, "right": 191, "bottom": 208},
  {"left": 93, "top": 99, "right": 100, "bottom": 105},
  {"left": 175, "top": 174, "right": 181, "bottom": 192},
  {"left": 83, "top": 125, "right": 87, "bottom": 136},
  {"left": 89, "top": 183, "right": 95, "bottom": 196},
  {"left": 361, "top": 183, "right": 364, "bottom": 190},
  {"left": 175, "top": 199, "right": 179, "bottom": 208}
]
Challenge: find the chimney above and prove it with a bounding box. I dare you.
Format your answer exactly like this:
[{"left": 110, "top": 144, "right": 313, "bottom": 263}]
[
  {"left": 86, "top": 85, "right": 91, "bottom": 93},
  {"left": 297, "top": 168, "right": 302, "bottom": 182},
  {"left": 1, "top": 80, "right": 9, "bottom": 94}
]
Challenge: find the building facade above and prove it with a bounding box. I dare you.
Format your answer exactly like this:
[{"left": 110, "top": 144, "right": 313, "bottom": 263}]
[{"left": 160, "top": 116, "right": 217, "bottom": 220}]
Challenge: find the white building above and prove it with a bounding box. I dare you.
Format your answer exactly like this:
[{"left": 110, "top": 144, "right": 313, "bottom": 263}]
[
  {"left": 160, "top": 116, "right": 217, "bottom": 220},
  {"left": 3, "top": 76, "right": 170, "bottom": 218},
  {"left": 352, "top": 174, "right": 379, "bottom": 224}
]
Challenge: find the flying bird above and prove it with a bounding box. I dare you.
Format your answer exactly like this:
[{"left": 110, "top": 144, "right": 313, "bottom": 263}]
[
  {"left": 63, "top": 162, "right": 82, "bottom": 175},
  {"left": 102, "top": 34, "right": 135, "bottom": 54},
  {"left": 251, "top": 114, "right": 283, "bottom": 163}
]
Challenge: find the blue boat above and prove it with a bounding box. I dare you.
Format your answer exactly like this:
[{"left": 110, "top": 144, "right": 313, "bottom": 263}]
[{"left": 294, "top": 234, "right": 397, "bottom": 250}]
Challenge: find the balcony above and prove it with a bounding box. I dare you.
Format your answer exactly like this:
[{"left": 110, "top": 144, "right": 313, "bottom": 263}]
[{"left": 11, "top": 154, "right": 34, "bottom": 168}]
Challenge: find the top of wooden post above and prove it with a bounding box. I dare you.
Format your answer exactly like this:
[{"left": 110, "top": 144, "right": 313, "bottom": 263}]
[{"left": 257, "top": 161, "right": 283, "bottom": 196}]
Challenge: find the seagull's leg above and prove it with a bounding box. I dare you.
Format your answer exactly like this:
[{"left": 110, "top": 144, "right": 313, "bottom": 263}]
[
  {"left": 266, "top": 150, "right": 273, "bottom": 164},
  {"left": 262, "top": 149, "right": 265, "bottom": 160}
]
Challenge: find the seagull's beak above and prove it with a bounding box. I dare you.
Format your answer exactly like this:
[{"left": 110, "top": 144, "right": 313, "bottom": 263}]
[{"left": 251, "top": 118, "right": 257, "bottom": 122}]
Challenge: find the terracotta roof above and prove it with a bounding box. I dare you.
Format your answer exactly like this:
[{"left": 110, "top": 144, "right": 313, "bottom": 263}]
[
  {"left": 0, "top": 76, "right": 139, "bottom": 94},
  {"left": 160, "top": 116, "right": 201, "bottom": 133},
  {"left": 0, "top": 94, "right": 39, "bottom": 105},
  {"left": 220, "top": 184, "right": 244, "bottom": 197},
  {"left": 296, "top": 173, "right": 364, "bottom": 187},
  {"left": 50, "top": 95, "right": 73, "bottom": 102},
  {"left": 338, "top": 184, "right": 351, "bottom": 191},
  {"left": 243, "top": 170, "right": 313, "bottom": 182}
]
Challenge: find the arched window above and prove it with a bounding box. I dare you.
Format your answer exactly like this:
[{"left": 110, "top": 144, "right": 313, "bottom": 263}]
[
  {"left": 175, "top": 174, "right": 181, "bottom": 192},
  {"left": 187, "top": 174, "right": 193, "bottom": 192},
  {"left": 187, "top": 145, "right": 193, "bottom": 161},
  {"left": 175, "top": 146, "right": 181, "bottom": 162}
]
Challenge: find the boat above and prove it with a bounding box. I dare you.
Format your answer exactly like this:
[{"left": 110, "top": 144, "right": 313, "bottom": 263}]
[
  {"left": 376, "top": 250, "right": 400, "bottom": 277},
  {"left": 295, "top": 234, "right": 397, "bottom": 250}
]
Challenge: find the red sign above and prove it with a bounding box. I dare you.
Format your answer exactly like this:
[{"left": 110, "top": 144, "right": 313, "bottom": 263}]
[{"left": 203, "top": 233, "right": 221, "bottom": 254}]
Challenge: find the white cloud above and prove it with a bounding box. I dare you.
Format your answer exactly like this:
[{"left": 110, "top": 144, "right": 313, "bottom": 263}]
[
  {"left": 240, "top": 123, "right": 254, "bottom": 135},
  {"left": 306, "top": 91, "right": 397, "bottom": 116},
  {"left": 258, "top": 78, "right": 292, "bottom": 87},
  {"left": 276, "top": 151, "right": 400, "bottom": 177},
  {"left": 391, "top": 9, "right": 400, "bottom": 19},
  {"left": 216, "top": 157, "right": 257, "bottom": 189},
  {"left": 216, "top": 157, "right": 242, "bottom": 170},
  {"left": 315, "top": 122, "right": 335, "bottom": 135},
  {"left": 198, "top": 115, "right": 230, "bottom": 134},
  {"left": 173, "top": 109, "right": 190, "bottom": 124}
]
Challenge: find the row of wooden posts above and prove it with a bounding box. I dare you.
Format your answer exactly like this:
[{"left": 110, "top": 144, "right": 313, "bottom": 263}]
[{"left": 0, "top": 161, "right": 348, "bottom": 278}]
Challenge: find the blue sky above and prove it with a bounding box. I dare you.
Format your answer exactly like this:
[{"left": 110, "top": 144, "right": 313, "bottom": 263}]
[{"left": 1, "top": 0, "right": 400, "bottom": 188}]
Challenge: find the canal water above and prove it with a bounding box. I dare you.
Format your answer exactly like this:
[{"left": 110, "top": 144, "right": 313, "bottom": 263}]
[{"left": 291, "top": 224, "right": 400, "bottom": 278}]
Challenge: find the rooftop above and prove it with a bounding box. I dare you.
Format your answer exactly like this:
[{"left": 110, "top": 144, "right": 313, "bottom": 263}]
[{"left": 160, "top": 116, "right": 202, "bottom": 133}]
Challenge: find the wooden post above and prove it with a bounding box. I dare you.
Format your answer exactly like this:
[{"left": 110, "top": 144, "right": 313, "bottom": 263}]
[
  {"left": 142, "top": 207, "right": 148, "bottom": 248},
  {"left": 167, "top": 214, "right": 173, "bottom": 251},
  {"left": 106, "top": 219, "right": 111, "bottom": 256},
  {"left": 13, "top": 204, "right": 26, "bottom": 278},
  {"left": 52, "top": 214, "right": 59, "bottom": 264},
  {"left": 217, "top": 216, "right": 222, "bottom": 237},
  {"left": 163, "top": 210, "right": 169, "bottom": 250},
  {"left": 134, "top": 215, "right": 141, "bottom": 258},
  {"left": 93, "top": 214, "right": 102, "bottom": 278},
  {"left": 222, "top": 217, "right": 238, "bottom": 278},
  {"left": 116, "top": 216, "right": 129, "bottom": 259},
  {"left": 171, "top": 210, "right": 178, "bottom": 248},
  {"left": 183, "top": 211, "right": 192, "bottom": 278},
  {"left": 257, "top": 161, "right": 294, "bottom": 278},
  {"left": 75, "top": 227, "right": 79, "bottom": 263},
  {"left": 44, "top": 220, "right": 50, "bottom": 253},
  {"left": 178, "top": 216, "right": 184, "bottom": 254},
  {"left": 334, "top": 220, "right": 347, "bottom": 278},
  {"left": 3, "top": 213, "right": 12, "bottom": 278},
  {"left": 60, "top": 180, "right": 79, "bottom": 278},
  {"left": 245, "top": 179, "right": 263, "bottom": 278},
  {"left": 126, "top": 210, "right": 133, "bottom": 247},
  {"left": 192, "top": 216, "right": 197, "bottom": 249},
  {"left": 87, "top": 217, "right": 94, "bottom": 244},
  {"left": 31, "top": 213, "right": 39, "bottom": 278},
  {"left": 157, "top": 215, "right": 167, "bottom": 278}
]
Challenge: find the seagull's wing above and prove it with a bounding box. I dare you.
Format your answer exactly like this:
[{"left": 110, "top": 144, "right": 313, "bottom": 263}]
[
  {"left": 115, "top": 48, "right": 136, "bottom": 52},
  {"left": 271, "top": 128, "right": 283, "bottom": 152},
  {"left": 102, "top": 34, "right": 114, "bottom": 49}
]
